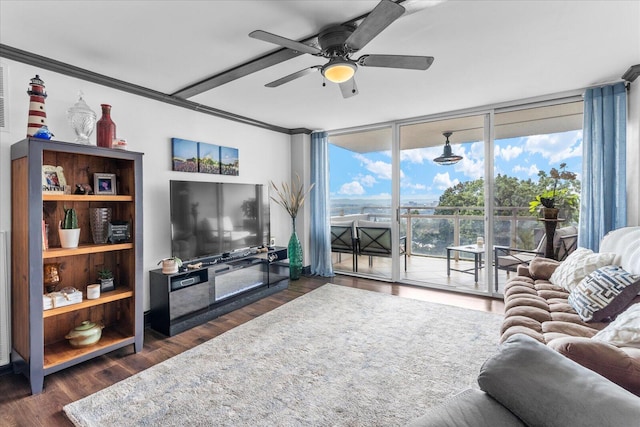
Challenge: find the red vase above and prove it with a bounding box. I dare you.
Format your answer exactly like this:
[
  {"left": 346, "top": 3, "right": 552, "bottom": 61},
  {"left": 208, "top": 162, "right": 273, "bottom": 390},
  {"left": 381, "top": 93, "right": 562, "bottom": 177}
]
[{"left": 96, "top": 104, "right": 116, "bottom": 148}]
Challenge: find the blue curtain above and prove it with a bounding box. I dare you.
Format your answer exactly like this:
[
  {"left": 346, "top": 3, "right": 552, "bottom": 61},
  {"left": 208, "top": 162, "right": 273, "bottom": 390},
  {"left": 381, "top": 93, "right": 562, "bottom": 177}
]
[
  {"left": 309, "top": 131, "right": 334, "bottom": 276},
  {"left": 578, "top": 82, "right": 627, "bottom": 252}
]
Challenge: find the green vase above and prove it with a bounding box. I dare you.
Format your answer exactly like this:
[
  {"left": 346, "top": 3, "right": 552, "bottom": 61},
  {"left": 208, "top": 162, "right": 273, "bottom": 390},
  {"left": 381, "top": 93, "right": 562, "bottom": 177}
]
[{"left": 288, "top": 218, "right": 303, "bottom": 280}]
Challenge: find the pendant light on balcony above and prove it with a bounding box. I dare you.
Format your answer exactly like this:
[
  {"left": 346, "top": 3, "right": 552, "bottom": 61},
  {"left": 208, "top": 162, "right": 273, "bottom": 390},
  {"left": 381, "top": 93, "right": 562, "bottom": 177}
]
[{"left": 433, "top": 131, "right": 463, "bottom": 165}]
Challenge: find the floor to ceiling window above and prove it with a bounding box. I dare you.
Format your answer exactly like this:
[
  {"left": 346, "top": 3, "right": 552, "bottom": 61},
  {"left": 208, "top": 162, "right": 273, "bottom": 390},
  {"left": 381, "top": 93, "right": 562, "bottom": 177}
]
[
  {"left": 492, "top": 101, "right": 583, "bottom": 293},
  {"left": 328, "top": 126, "right": 394, "bottom": 280},
  {"left": 328, "top": 97, "right": 583, "bottom": 296}
]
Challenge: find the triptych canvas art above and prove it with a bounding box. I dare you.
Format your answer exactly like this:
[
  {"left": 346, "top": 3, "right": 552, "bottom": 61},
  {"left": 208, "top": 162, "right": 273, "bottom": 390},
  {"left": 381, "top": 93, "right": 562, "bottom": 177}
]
[{"left": 171, "top": 137, "right": 239, "bottom": 176}]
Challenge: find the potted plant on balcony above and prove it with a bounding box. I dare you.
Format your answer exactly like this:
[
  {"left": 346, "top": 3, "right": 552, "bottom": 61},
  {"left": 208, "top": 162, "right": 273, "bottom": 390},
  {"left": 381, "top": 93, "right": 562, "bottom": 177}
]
[
  {"left": 529, "top": 163, "right": 579, "bottom": 219},
  {"left": 529, "top": 163, "right": 578, "bottom": 259},
  {"left": 58, "top": 207, "right": 81, "bottom": 248}
]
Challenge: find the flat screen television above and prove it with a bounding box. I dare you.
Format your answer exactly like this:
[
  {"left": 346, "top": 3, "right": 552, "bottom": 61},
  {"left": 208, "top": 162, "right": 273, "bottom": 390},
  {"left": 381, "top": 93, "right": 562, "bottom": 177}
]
[{"left": 169, "top": 181, "right": 270, "bottom": 262}]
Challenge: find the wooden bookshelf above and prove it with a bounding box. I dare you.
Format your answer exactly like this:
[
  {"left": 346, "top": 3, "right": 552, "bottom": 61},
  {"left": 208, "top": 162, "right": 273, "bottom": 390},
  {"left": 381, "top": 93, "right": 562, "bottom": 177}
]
[{"left": 10, "top": 138, "right": 144, "bottom": 394}]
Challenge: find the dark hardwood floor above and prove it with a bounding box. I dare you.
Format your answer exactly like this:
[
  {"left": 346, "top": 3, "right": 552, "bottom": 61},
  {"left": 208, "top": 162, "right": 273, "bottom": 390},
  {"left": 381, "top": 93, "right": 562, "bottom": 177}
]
[{"left": 0, "top": 275, "right": 504, "bottom": 427}]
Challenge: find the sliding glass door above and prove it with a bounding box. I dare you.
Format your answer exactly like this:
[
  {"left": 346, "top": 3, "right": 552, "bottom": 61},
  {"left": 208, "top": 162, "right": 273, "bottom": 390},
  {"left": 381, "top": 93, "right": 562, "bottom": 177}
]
[
  {"left": 492, "top": 101, "right": 583, "bottom": 293},
  {"left": 327, "top": 98, "right": 583, "bottom": 296},
  {"left": 398, "top": 114, "right": 489, "bottom": 293}
]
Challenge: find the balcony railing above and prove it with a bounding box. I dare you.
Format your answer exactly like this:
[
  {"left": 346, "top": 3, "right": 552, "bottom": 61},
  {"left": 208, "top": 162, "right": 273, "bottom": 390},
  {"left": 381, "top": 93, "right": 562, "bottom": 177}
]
[{"left": 331, "top": 205, "right": 544, "bottom": 259}]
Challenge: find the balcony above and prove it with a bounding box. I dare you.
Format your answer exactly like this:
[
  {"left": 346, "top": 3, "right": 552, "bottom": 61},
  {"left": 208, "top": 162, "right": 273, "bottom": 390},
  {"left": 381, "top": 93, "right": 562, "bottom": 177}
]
[{"left": 331, "top": 205, "right": 550, "bottom": 295}]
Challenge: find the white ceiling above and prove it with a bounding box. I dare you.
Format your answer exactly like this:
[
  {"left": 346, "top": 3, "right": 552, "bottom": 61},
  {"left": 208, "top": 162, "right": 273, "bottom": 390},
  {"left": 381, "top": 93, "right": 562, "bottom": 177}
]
[{"left": 1, "top": 0, "right": 638, "bottom": 133}]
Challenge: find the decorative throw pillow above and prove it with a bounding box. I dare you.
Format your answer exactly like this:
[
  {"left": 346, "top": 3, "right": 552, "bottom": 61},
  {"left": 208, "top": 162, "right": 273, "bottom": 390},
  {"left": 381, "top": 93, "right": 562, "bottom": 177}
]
[
  {"left": 592, "top": 303, "right": 640, "bottom": 348},
  {"left": 549, "top": 248, "right": 616, "bottom": 292},
  {"left": 568, "top": 265, "right": 640, "bottom": 322}
]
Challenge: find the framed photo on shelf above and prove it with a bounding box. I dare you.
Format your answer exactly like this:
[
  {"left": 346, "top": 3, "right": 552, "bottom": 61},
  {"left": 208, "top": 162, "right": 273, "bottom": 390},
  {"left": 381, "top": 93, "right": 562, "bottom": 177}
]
[
  {"left": 94, "top": 173, "right": 117, "bottom": 195},
  {"left": 42, "top": 165, "right": 68, "bottom": 194}
]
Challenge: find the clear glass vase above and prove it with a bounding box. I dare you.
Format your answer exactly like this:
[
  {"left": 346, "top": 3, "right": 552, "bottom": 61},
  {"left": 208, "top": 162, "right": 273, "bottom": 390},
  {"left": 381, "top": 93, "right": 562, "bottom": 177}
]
[
  {"left": 67, "top": 92, "right": 97, "bottom": 144},
  {"left": 288, "top": 218, "right": 303, "bottom": 280}
]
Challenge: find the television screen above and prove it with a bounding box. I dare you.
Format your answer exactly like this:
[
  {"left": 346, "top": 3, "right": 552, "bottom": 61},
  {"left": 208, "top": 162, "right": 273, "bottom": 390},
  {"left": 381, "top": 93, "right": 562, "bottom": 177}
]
[{"left": 170, "top": 181, "right": 270, "bottom": 261}]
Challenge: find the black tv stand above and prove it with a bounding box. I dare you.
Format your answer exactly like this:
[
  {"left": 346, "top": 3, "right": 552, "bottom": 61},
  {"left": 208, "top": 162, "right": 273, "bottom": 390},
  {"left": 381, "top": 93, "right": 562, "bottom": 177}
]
[{"left": 149, "top": 247, "right": 288, "bottom": 336}]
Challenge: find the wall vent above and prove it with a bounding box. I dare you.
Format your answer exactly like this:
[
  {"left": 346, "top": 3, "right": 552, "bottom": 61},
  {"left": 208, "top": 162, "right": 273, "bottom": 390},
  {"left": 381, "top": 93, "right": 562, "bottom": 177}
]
[
  {"left": 0, "top": 231, "right": 10, "bottom": 366},
  {"left": 0, "top": 63, "right": 8, "bottom": 132}
]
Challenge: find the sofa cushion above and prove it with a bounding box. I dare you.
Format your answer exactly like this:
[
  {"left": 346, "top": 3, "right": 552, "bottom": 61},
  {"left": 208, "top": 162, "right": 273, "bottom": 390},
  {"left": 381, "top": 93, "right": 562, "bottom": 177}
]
[
  {"left": 593, "top": 303, "right": 640, "bottom": 348},
  {"left": 479, "top": 334, "right": 640, "bottom": 426},
  {"left": 549, "top": 248, "right": 616, "bottom": 291},
  {"left": 568, "top": 265, "right": 640, "bottom": 322}
]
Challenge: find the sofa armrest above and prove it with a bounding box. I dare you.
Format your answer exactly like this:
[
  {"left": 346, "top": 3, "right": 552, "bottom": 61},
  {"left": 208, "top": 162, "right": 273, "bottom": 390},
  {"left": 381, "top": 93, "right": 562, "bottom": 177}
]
[
  {"left": 478, "top": 334, "right": 640, "bottom": 427},
  {"left": 405, "top": 389, "right": 524, "bottom": 427},
  {"left": 547, "top": 336, "right": 640, "bottom": 395}
]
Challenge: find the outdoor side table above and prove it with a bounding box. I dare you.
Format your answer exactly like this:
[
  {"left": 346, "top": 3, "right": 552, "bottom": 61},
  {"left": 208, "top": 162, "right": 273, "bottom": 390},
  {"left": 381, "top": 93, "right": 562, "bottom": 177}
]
[{"left": 446, "top": 245, "right": 485, "bottom": 283}]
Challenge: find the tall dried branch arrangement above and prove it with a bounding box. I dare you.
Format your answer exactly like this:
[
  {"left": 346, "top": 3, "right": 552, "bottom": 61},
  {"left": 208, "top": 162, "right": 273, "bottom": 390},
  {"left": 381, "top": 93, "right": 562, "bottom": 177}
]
[{"left": 270, "top": 174, "right": 315, "bottom": 220}]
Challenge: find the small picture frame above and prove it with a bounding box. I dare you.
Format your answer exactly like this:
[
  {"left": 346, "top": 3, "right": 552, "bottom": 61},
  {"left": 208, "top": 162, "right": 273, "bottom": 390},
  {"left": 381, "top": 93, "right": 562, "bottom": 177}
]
[
  {"left": 94, "top": 173, "right": 117, "bottom": 195},
  {"left": 42, "top": 165, "right": 68, "bottom": 194}
]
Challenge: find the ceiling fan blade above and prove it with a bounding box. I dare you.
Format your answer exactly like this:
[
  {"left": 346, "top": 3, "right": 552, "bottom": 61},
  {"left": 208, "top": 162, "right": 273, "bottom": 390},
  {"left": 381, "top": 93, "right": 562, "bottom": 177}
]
[
  {"left": 345, "top": 0, "right": 405, "bottom": 51},
  {"left": 358, "top": 54, "right": 434, "bottom": 70},
  {"left": 265, "top": 66, "right": 321, "bottom": 88},
  {"left": 339, "top": 79, "right": 359, "bottom": 98},
  {"left": 249, "top": 30, "right": 321, "bottom": 55}
]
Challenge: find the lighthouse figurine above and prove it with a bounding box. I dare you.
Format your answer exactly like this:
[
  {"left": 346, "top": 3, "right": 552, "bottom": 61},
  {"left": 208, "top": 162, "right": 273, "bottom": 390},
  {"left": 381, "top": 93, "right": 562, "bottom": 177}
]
[{"left": 27, "top": 74, "right": 49, "bottom": 137}]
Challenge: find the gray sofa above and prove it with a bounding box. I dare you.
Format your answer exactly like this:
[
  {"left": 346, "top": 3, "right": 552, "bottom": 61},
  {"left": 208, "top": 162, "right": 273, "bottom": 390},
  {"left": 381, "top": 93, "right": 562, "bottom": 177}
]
[{"left": 406, "top": 334, "right": 640, "bottom": 427}]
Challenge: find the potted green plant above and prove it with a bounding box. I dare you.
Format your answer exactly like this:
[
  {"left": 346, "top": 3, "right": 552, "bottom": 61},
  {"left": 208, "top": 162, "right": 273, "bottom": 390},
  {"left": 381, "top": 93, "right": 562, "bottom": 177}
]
[
  {"left": 158, "top": 256, "right": 182, "bottom": 274},
  {"left": 98, "top": 268, "right": 115, "bottom": 292},
  {"left": 529, "top": 163, "right": 579, "bottom": 219},
  {"left": 58, "top": 207, "right": 81, "bottom": 248}
]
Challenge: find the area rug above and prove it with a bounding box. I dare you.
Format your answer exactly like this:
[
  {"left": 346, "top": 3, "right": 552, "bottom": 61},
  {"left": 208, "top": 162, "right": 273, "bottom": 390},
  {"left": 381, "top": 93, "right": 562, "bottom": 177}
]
[{"left": 64, "top": 284, "right": 503, "bottom": 426}]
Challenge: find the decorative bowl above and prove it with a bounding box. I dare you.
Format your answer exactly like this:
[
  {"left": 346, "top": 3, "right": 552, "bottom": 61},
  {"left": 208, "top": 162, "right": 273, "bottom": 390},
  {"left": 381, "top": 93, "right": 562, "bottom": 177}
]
[{"left": 65, "top": 320, "right": 104, "bottom": 348}]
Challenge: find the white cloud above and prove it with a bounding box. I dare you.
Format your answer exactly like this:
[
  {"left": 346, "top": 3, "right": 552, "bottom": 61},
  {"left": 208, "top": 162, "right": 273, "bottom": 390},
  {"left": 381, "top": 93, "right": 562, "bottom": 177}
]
[
  {"left": 497, "top": 145, "right": 523, "bottom": 161},
  {"left": 524, "top": 132, "right": 582, "bottom": 163},
  {"left": 452, "top": 145, "right": 484, "bottom": 180},
  {"left": 400, "top": 147, "right": 441, "bottom": 164},
  {"left": 513, "top": 164, "right": 539, "bottom": 176},
  {"left": 402, "top": 182, "right": 427, "bottom": 190},
  {"left": 354, "top": 153, "right": 392, "bottom": 180},
  {"left": 433, "top": 172, "right": 459, "bottom": 190},
  {"left": 358, "top": 174, "right": 377, "bottom": 187},
  {"left": 353, "top": 153, "right": 404, "bottom": 180},
  {"left": 338, "top": 181, "right": 365, "bottom": 195}
]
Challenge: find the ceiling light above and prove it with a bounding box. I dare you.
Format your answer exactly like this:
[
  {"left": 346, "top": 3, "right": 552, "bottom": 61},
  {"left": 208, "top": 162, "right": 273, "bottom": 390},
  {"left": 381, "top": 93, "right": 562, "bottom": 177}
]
[
  {"left": 322, "top": 58, "right": 357, "bottom": 83},
  {"left": 433, "top": 131, "right": 463, "bottom": 165}
]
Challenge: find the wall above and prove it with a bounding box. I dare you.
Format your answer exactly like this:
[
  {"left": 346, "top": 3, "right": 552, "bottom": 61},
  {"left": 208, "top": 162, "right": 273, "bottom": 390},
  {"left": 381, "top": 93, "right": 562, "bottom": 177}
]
[{"left": 0, "top": 59, "right": 292, "bottom": 313}]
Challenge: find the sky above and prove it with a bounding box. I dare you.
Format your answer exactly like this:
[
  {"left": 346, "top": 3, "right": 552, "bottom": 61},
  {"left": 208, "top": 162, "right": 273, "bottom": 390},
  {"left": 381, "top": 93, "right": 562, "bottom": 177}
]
[{"left": 329, "top": 129, "right": 583, "bottom": 203}]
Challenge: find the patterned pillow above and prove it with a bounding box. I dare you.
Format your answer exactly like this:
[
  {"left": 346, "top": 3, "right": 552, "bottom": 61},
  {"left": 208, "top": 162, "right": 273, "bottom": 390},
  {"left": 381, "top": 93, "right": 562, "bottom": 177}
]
[
  {"left": 592, "top": 303, "right": 640, "bottom": 348},
  {"left": 568, "top": 265, "right": 640, "bottom": 322},
  {"left": 549, "top": 248, "right": 616, "bottom": 292}
]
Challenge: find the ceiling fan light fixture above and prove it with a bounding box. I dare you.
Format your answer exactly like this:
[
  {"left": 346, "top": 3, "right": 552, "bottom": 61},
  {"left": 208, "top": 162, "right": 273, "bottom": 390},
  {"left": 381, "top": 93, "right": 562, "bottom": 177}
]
[
  {"left": 322, "top": 58, "right": 357, "bottom": 83},
  {"left": 434, "top": 131, "right": 463, "bottom": 165}
]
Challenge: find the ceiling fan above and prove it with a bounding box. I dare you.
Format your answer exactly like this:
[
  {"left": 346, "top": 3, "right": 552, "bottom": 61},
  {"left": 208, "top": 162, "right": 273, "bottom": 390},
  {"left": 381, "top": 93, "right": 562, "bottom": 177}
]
[{"left": 249, "top": 0, "right": 434, "bottom": 98}]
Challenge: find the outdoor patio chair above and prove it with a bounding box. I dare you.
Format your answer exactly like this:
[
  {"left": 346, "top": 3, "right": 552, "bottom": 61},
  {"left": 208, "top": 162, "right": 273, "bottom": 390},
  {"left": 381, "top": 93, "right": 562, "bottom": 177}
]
[
  {"left": 494, "top": 225, "right": 578, "bottom": 291},
  {"left": 356, "top": 221, "right": 407, "bottom": 272},
  {"left": 330, "top": 222, "right": 358, "bottom": 272}
]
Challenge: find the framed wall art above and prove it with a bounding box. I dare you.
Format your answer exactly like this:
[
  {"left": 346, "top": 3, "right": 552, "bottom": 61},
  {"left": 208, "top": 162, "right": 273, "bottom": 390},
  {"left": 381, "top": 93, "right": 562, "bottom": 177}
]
[
  {"left": 198, "top": 142, "right": 221, "bottom": 174},
  {"left": 94, "top": 173, "right": 117, "bottom": 195},
  {"left": 171, "top": 138, "right": 199, "bottom": 172},
  {"left": 220, "top": 146, "right": 239, "bottom": 176}
]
